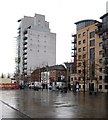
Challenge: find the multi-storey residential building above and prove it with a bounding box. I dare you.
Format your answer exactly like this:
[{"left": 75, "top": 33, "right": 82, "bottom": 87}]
[
  {"left": 106, "top": 1, "right": 108, "bottom": 13},
  {"left": 72, "top": 20, "right": 103, "bottom": 92},
  {"left": 16, "top": 14, "right": 56, "bottom": 81},
  {"left": 100, "top": 12, "right": 108, "bottom": 92}
]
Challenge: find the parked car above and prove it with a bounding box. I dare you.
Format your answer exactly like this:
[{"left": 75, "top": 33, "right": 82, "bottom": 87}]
[
  {"left": 29, "top": 82, "right": 35, "bottom": 89},
  {"left": 19, "top": 84, "right": 25, "bottom": 89}
]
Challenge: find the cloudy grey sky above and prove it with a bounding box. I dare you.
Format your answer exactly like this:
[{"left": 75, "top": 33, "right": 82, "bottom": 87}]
[{"left": 0, "top": 0, "right": 107, "bottom": 75}]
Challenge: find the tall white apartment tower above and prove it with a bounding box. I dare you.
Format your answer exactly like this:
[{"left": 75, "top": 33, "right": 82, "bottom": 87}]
[
  {"left": 17, "top": 14, "right": 56, "bottom": 78},
  {"left": 106, "top": 1, "right": 108, "bottom": 13}
]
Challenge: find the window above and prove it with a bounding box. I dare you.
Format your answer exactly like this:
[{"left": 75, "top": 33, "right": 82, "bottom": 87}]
[
  {"left": 83, "top": 54, "right": 86, "bottom": 58},
  {"left": 83, "top": 39, "right": 86, "bottom": 43},
  {"left": 99, "top": 68, "right": 102, "bottom": 72},
  {"left": 78, "top": 48, "right": 81, "bottom": 52},
  {"left": 83, "top": 85, "right": 85, "bottom": 89},
  {"left": 90, "top": 31, "right": 95, "bottom": 38},
  {"left": 99, "top": 85, "right": 102, "bottom": 89},
  {"left": 83, "top": 32, "right": 86, "bottom": 36},
  {"left": 78, "top": 55, "right": 81, "bottom": 59},
  {"left": 78, "top": 62, "right": 81, "bottom": 67},
  {"left": 99, "top": 59, "right": 102, "bottom": 63},
  {"left": 83, "top": 47, "right": 86, "bottom": 51},
  {"left": 78, "top": 70, "right": 81, "bottom": 73},
  {"left": 78, "top": 77, "right": 81, "bottom": 81},
  {"left": 78, "top": 34, "right": 81, "bottom": 38},
  {"left": 99, "top": 42, "right": 102, "bottom": 47},
  {"left": 99, "top": 76, "right": 102, "bottom": 80},
  {"left": 78, "top": 41, "right": 81, "bottom": 45},
  {"left": 104, "top": 76, "right": 108, "bottom": 82},
  {"left": 105, "top": 85, "right": 108, "bottom": 89},
  {"left": 99, "top": 34, "right": 102, "bottom": 38},
  {"left": 90, "top": 48, "right": 95, "bottom": 63},
  {"left": 90, "top": 39, "right": 95, "bottom": 46},
  {"left": 38, "top": 20, "right": 40, "bottom": 25},
  {"left": 99, "top": 51, "right": 102, "bottom": 55}
]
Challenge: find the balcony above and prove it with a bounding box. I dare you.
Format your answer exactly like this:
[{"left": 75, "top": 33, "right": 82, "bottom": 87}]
[
  {"left": 95, "top": 28, "right": 103, "bottom": 35},
  {"left": 72, "top": 47, "right": 76, "bottom": 50},
  {"left": 23, "top": 56, "right": 27, "bottom": 60},
  {"left": 23, "top": 46, "right": 27, "bottom": 50},
  {"left": 104, "top": 76, "right": 108, "bottom": 83},
  {"left": 22, "top": 71, "right": 27, "bottom": 76},
  {"left": 23, "top": 61, "right": 27, "bottom": 65},
  {"left": 71, "top": 54, "right": 76, "bottom": 57},
  {"left": 23, "top": 41, "right": 27, "bottom": 45},
  {"left": 23, "top": 67, "right": 27, "bottom": 70},
  {"left": 23, "top": 51, "right": 27, "bottom": 55},
  {"left": 23, "top": 30, "right": 28, "bottom": 35},
  {"left": 71, "top": 40, "right": 76, "bottom": 44},
  {"left": 23, "top": 36, "right": 27, "bottom": 40}
]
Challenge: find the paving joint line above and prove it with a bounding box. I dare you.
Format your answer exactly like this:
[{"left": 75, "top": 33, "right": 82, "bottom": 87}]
[{"left": 0, "top": 100, "right": 32, "bottom": 119}]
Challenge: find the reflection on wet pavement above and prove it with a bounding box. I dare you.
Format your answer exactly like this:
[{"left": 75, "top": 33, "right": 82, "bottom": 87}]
[{"left": 0, "top": 89, "right": 108, "bottom": 118}]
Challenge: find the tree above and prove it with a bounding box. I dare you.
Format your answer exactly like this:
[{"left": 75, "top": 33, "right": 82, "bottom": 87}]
[
  {"left": 7, "top": 73, "right": 10, "bottom": 78},
  {"left": 1, "top": 73, "right": 4, "bottom": 78}
]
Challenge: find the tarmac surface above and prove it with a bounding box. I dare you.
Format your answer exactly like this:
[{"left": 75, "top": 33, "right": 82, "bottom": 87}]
[{"left": 0, "top": 89, "right": 108, "bottom": 119}]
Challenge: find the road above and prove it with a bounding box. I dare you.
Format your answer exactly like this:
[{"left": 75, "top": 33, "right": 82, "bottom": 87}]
[{"left": 0, "top": 89, "right": 108, "bottom": 118}]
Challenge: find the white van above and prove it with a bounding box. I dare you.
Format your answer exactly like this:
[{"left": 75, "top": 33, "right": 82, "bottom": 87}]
[{"left": 34, "top": 82, "right": 42, "bottom": 89}]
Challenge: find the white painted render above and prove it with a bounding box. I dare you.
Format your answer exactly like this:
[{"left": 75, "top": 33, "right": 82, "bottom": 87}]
[
  {"left": 106, "top": 1, "right": 108, "bottom": 13},
  {"left": 18, "top": 14, "right": 56, "bottom": 75}
]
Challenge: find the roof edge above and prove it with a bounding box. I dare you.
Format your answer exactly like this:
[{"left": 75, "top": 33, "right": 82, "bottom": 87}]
[{"left": 75, "top": 19, "right": 100, "bottom": 24}]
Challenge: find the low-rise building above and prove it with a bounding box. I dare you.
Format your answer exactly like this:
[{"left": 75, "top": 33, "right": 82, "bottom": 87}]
[{"left": 31, "top": 65, "right": 66, "bottom": 88}]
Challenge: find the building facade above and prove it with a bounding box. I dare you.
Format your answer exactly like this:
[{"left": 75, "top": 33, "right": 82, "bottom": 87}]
[
  {"left": 31, "top": 65, "right": 66, "bottom": 88},
  {"left": 100, "top": 13, "right": 108, "bottom": 92},
  {"left": 106, "top": 1, "right": 108, "bottom": 13},
  {"left": 16, "top": 14, "right": 56, "bottom": 81},
  {"left": 72, "top": 20, "right": 103, "bottom": 92}
]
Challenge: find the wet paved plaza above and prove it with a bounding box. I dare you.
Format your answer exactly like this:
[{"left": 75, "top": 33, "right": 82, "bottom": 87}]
[{"left": 0, "top": 89, "right": 108, "bottom": 118}]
